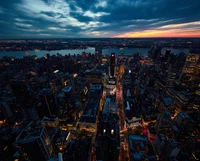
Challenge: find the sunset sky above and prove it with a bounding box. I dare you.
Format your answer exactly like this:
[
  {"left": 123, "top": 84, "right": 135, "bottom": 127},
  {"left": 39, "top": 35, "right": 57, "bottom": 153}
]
[{"left": 0, "top": 0, "right": 200, "bottom": 38}]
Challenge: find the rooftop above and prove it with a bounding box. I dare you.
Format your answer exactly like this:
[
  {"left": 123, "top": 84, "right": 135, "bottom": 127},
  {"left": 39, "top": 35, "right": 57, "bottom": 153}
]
[
  {"left": 90, "top": 84, "right": 102, "bottom": 90},
  {"left": 129, "top": 134, "right": 157, "bottom": 161},
  {"left": 16, "top": 126, "right": 45, "bottom": 142},
  {"left": 63, "top": 85, "right": 72, "bottom": 93},
  {"left": 80, "top": 99, "right": 99, "bottom": 123}
]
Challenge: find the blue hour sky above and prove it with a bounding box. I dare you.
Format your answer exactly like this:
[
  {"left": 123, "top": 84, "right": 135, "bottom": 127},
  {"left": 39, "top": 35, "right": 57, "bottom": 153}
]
[{"left": 0, "top": 0, "right": 200, "bottom": 38}]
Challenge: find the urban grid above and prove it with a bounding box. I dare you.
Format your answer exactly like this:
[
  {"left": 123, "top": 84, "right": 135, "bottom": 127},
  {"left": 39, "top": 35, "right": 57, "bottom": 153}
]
[
  {"left": 0, "top": 0, "right": 200, "bottom": 161},
  {"left": 0, "top": 39, "right": 200, "bottom": 161}
]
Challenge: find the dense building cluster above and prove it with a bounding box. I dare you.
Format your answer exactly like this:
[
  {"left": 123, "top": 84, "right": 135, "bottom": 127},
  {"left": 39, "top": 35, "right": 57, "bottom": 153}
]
[{"left": 0, "top": 44, "right": 200, "bottom": 161}]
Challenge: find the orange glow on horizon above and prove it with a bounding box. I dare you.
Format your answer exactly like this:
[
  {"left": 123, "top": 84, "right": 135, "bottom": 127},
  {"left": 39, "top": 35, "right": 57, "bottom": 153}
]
[{"left": 113, "top": 29, "right": 200, "bottom": 38}]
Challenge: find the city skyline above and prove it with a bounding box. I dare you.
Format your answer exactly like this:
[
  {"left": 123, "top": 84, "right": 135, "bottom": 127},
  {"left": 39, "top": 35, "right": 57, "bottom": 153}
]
[{"left": 0, "top": 0, "right": 200, "bottom": 38}]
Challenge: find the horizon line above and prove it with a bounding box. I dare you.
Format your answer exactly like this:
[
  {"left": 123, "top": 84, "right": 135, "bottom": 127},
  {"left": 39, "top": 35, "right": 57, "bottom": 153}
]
[{"left": 1, "top": 37, "right": 200, "bottom": 40}]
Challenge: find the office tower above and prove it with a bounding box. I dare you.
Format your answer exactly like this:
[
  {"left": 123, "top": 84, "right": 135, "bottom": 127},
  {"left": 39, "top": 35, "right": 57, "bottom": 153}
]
[
  {"left": 24, "top": 106, "right": 39, "bottom": 121},
  {"left": 180, "top": 53, "right": 200, "bottom": 80},
  {"left": 57, "top": 85, "right": 76, "bottom": 116},
  {"left": 79, "top": 99, "right": 99, "bottom": 132},
  {"left": 174, "top": 112, "right": 196, "bottom": 135},
  {"left": 63, "top": 85, "right": 75, "bottom": 108},
  {"left": 148, "top": 46, "right": 161, "bottom": 60},
  {"left": 39, "top": 88, "right": 57, "bottom": 118},
  {"left": 110, "top": 53, "right": 115, "bottom": 77},
  {"left": 161, "top": 139, "right": 180, "bottom": 161},
  {"left": 155, "top": 111, "right": 172, "bottom": 137},
  {"left": 95, "top": 123, "right": 120, "bottom": 161},
  {"left": 153, "top": 134, "right": 166, "bottom": 156},
  {"left": 166, "top": 65, "right": 178, "bottom": 87},
  {"left": 14, "top": 126, "right": 53, "bottom": 161},
  {"left": 164, "top": 49, "right": 171, "bottom": 62}
]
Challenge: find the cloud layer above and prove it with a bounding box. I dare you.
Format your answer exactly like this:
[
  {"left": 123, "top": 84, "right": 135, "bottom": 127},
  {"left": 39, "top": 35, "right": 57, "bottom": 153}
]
[{"left": 0, "top": 0, "right": 200, "bottom": 38}]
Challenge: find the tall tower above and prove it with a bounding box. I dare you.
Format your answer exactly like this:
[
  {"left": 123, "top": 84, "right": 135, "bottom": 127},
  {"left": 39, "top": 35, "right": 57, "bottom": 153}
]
[
  {"left": 39, "top": 88, "right": 57, "bottom": 118},
  {"left": 110, "top": 53, "right": 115, "bottom": 77},
  {"left": 14, "top": 126, "right": 53, "bottom": 161},
  {"left": 180, "top": 53, "right": 199, "bottom": 80}
]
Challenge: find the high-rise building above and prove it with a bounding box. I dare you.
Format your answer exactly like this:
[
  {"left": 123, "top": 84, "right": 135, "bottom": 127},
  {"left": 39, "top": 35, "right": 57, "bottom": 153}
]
[
  {"left": 95, "top": 123, "right": 120, "bottom": 161},
  {"left": 180, "top": 53, "right": 200, "bottom": 80},
  {"left": 166, "top": 65, "right": 178, "bottom": 87},
  {"left": 14, "top": 126, "right": 53, "bottom": 161},
  {"left": 174, "top": 112, "right": 196, "bottom": 135},
  {"left": 79, "top": 99, "right": 100, "bottom": 132},
  {"left": 39, "top": 88, "right": 57, "bottom": 118},
  {"left": 153, "top": 134, "right": 166, "bottom": 156},
  {"left": 155, "top": 111, "right": 172, "bottom": 137},
  {"left": 63, "top": 85, "right": 75, "bottom": 108},
  {"left": 110, "top": 53, "right": 115, "bottom": 77},
  {"left": 164, "top": 49, "right": 171, "bottom": 62},
  {"left": 161, "top": 139, "right": 180, "bottom": 161}
]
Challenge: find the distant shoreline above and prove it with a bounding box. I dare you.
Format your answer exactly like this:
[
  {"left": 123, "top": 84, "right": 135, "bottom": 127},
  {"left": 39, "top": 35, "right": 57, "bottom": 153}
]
[{"left": 0, "top": 47, "right": 191, "bottom": 59}]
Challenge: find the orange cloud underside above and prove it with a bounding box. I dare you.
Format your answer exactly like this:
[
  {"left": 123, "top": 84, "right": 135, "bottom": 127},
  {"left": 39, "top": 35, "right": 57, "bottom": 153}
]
[{"left": 113, "top": 29, "right": 200, "bottom": 38}]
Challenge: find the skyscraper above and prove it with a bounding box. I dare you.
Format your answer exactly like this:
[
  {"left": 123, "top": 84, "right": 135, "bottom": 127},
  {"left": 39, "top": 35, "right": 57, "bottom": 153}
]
[
  {"left": 39, "top": 88, "right": 57, "bottom": 118},
  {"left": 14, "top": 126, "right": 53, "bottom": 161},
  {"left": 180, "top": 53, "right": 200, "bottom": 80},
  {"left": 110, "top": 53, "right": 115, "bottom": 77},
  {"left": 155, "top": 111, "right": 172, "bottom": 137}
]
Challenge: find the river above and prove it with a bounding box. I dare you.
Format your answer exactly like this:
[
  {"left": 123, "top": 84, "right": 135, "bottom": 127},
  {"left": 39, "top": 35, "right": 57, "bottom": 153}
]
[{"left": 0, "top": 47, "right": 190, "bottom": 59}]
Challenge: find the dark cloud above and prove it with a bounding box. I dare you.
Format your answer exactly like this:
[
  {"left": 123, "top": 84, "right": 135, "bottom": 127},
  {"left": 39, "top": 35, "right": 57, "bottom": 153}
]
[{"left": 0, "top": 0, "right": 200, "bottom": 38}]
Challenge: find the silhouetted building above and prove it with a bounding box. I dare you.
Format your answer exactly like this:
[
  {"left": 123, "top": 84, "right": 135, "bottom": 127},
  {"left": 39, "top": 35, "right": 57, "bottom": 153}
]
[
  {"left": 79, "top": 99, "right": 99, "bottom": 132},
  {"left": 63, "top": 85, "right": 75, "bottom": 109},
  {"left": 161, "top": 139, "right": 180, "bottom": 161},
  {"left": 155, "top": 111, "right": 172, "bottom": 137},
  {"left": 95, "top": 123, "right": 120, "bottom": 161},
  {"left": 39, "top": 88, "right": 57, "bottom": 118},
  {"left": 153, "top": 134, "right": 166, "bottom": 156},
  {"left": 164, "top": 49, "right": 171, "bottom": 62},
  {"left": 174, "top": 112, "right": 196, "bottom": 135},
  {"left": 110, "top": 53, "right": 115, "bottom": 77},
  {"left": 166, "top": 65, "right": 178, "bottom": 87},
  {"left": 63, "top": 138, "right": 92, "bottom": 161}
]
